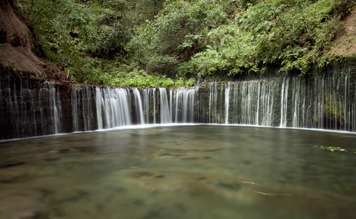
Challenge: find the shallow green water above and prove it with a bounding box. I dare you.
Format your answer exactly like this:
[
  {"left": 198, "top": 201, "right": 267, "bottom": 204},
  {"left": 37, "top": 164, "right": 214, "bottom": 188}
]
[{"left": 1, "top": 125, "right": 356, "bottom": 219}]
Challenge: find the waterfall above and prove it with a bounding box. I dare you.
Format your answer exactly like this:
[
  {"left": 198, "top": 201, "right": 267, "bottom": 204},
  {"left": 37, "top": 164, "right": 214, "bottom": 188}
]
[
  {"left": 133, "top": 88, "right": 145, "bottom": 124},
  {"left": 169, "top": 90, "right": 173, "bottom": 122},
  {"left": 50, "top": 83, "right": 62, "bottom": 133},
  {"left": 174, "top": 87, "right": 197, "bottom": 123},
  {"left": 83, "top": 86, "right": 94, "bottom": 131},
  {"left": 143, "top": 89, "right": 150, "bottom": 123},
  {"left": 208, "top": 83, "right": 212, "bottom": 123},
  {"left": 72, "top": 88, "right": 79, "bottom": 131},
  {"left": 0, "top": 79, "right": 63, "bottom": 139},
  {"left": 280, "top": 77, "right": 289, "bottom": 127},
  {"left": 260, "top": 80, "right": 275, "bottom": 126},
  {"left": 201, "top": 69, "right": 355, "bottom": 131},
  {"left": 159, "top": 88, "right": 171, "bottom": 123},
  {"left": 188, "top": 88, "right": 196, "bottom": 122},
  {"left": 175, "top": 89, "right": 182, "bottom": 122},
  {"left": 255, "top": 81, "right": 260, "bottom": 125},
  {"left": 39, "top": 82, "right": 62, "bottom": 134},
  {"left": 95, "top": 87, "right": 103, "bottom": 129},
  {"left": 71, "top": 85, "right": 96, "bottom": 131},
  {"left": 153, "top": 89, "right": 156, "bottom": 124},
  {"left": 225, "top": 82, "right": 230, "bottom": 124},
  {"left": 1, "top": 66, "right": 356, "bottom": 140},
  {"left": 96, "top": 87, "right": 131, "bottom": 128}
]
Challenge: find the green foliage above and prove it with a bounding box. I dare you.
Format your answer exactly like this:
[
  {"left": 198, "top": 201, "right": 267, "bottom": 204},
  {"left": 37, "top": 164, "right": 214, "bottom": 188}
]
[
  {"left": 174, "top": 78, "right": 185, "bottom": 87},
  {"left": 191, "top": 23, "right": 260, "bottom": 76},
  {"left": 315, "top": 145, "right": 346, "bottom": 152},
  {"left": 128, "top": 0, "right": 228, "bottom": 74},
  {"left": 15, "top": 0, "right": 161, "bottom": 84},
  {"left": 14, "top": 0, "right": 356, "bottom": 86},
  {"left": 192, "top": 0, "right": 355, "bottom": 76},
  {"left": 108, "top": 62, "right": 194, "bottom": 88},
  {"left": 175, "top": 61, "right": 194, "bottom": 77},
  {"left": 110, "top": 74, "right": 194, "bottom": 88},
  {"left": 9, "top": 62, "right": 18, "bottom": 74},
  {"left": 185, "top": 78, "right": 196, "bottom": 87}
]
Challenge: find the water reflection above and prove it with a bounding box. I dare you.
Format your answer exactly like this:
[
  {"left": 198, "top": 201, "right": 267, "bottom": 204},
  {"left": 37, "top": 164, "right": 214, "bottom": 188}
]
[{"left": 0, "top": 126, "right": 356, "bottom": 219}]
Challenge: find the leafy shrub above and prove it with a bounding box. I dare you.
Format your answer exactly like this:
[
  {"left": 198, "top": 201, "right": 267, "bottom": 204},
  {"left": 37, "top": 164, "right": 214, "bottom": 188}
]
[
  {"left": 175, "top": 78, "right": 185, "bottom": 87},
  {"left": 185, "top": 78, "right": 196, "bottom": 87}
]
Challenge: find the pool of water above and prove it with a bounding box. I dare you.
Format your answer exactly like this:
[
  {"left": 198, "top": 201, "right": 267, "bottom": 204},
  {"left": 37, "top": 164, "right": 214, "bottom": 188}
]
[{"left": 1, "top": 125, "right": 356, "bottom": 219}]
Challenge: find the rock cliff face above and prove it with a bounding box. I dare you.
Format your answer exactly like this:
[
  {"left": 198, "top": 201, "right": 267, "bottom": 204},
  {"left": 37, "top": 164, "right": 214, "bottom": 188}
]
[
  {"left": 329, "top": 7, "right": 356, "bottom": 57},
  {"left": 0, "top": 0, "right": 68, "bottom": 83}
]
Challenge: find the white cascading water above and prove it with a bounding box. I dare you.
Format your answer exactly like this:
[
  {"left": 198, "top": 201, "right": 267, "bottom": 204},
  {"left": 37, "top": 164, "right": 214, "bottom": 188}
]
[
  {"left": 159, "top": 88, "right": 171, "bottom": 123},
  {"left": 49, "top": 83, "right": 62, "bottom": 133},
  {"left": 71, "top": 68, "right": 356, "bottom": 133},
  {"left": 169, "top": 90, "right": 173, "bottom": 121},
  {"left": 96, "top": 87, "right": 132, "bottom": 128},
  {"left": 95, "top": 87, "right": 103, "bottom": 129},
  {"left": 133, "top": 88, "right": 145, "bottom": 124},
  {"left": 153, "top": 89, "right": 156, "bottom": 124},
  {"left": 2, "top": 68, "right": 356, "bottom": 140},
  {"left": 225, "top": 82, "right": 230, "bottom": 124},
  {"left": 39, "top": 81, "right": 62, "bottom": 134},
  {"left": 174, "top": 88, "right": 183, "bottom": 122},
  {"left": 174, "top": 87, "right": 197, "bottom": 123},
  {"left": 143, "top": 89, "right": 150, "bottom": 123},
  {"left": 202, "top": 69, "right": 355, "bottom": 131},
  {"left": 280, "top": 77, "right": 289, "bottom": 127},
  {"left": 255, "top": 81, "right": 260, "bottom": 125}
]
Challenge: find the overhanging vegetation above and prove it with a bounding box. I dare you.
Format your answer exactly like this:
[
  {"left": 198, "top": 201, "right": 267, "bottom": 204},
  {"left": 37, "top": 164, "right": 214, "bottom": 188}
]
[{"left": 14, "top": 0, "right": 356, "bottom": 87}]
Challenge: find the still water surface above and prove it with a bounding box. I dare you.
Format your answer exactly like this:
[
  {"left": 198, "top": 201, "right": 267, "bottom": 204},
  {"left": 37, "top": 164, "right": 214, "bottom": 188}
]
[{"left": 1, "top": 125, "right": 356, "bottom": 219}]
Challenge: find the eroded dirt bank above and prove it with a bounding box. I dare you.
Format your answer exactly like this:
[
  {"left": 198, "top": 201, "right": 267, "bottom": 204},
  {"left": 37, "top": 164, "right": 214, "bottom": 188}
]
[{"left": 0, "top": 0, "right": 69, "bottom": 84}]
